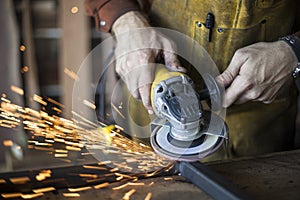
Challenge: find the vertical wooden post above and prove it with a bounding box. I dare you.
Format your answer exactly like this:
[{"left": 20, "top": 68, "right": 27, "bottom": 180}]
[
  {"left": 59, "top": 0, "right": 90, "bottom": 118},
  {"left": 22, "top": 0, "right": 40, "bottom": 109}
]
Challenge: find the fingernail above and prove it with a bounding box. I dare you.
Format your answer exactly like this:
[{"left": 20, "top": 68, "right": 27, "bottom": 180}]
[{"left": 148, "top": 110, "right": 154, "bottom": 115}]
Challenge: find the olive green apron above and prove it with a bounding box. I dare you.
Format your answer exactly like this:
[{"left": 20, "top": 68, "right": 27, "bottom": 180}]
[{"left": 121, "top": 0, "right": 299, "bottom": 161}]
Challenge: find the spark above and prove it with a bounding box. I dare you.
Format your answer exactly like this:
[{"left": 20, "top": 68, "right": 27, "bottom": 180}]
[
  {"left": 66, "top": 145, "right": 81, "bottom": 151},
  {"left": 32, "top": 187, "right": 55, "bottom": 193},
  {"left": 148, "top": 182, "right": 154, "bottom": 187},
  {"left": 47, "top": 97, "right": 65, "bottom": 108},
  {"left": 98, "top": 161, "right": 112, "bottom": 165},
  {"left": 10, "top": 85, "right": 24, "bottom": 95},
  {"left": 110, "top": 168, "right": 119, "bottom": 173},
  {"left": 144, "top": 192, "right": 152, "bottom": 200},
  {"left": 9, "top": 177, "right": 30, "bottom": 184},
  {"left": 71, "top": 6, "right": 79, "bottom": 14},
  {"left": 0, "top": 179, "right": 6, "bottom": 184},
  {"left": 112, "top": 183, "right": 129, "bottom": 190},
  {"left": 45, "top": 139, "right": 54, "bottom": 143},
  {"left": 54, "top": 153, "right": 68, "bottom": 158},
  {"left": 64, "top": 68, "right": 79, "bottom": 80},
  {"left": 79, "top": 174, "right": 98, "bottom": 179},
  {"left": 68, "top": 186, "right": 92, "bottom": 192},
  {"left": 21, "top": 193, "right": 44, "bottom": 199},
  {"left": 126, "top": 158, "right": 137, "bottom": 163},
  {"left": 55, "top": 149, "right": 68, "bottom": 153},
  {"left": 122, "top": 189, "right": 136, "bottom": 200},
  {"left": 114, "top": 173, "right": 133, "bottom": 179},
  {"left": 93, "top": 182, "right": 109, "bottom": 189},
  {"left": 63, "top": 193, "right": 80, "bottom": 197},
  {"left": 35, "top": 170, "right": 51, "bottom": 181},
  {"left": 128, "top": 182, "right": 145, "bottom": 186},
  {"left": 3, "top": 140, "right": 13, "bottom": 147},
  {"left": 33, "top": 94, "right": 47, "bottom": 106},
  {"left": 114, "top": 124, "right": 124, "bottom": 131},
  {"left": 81, "top": 152, "right": 95, "bottom": 156},
  {"left": 1, "top": 193, "right": 22, "bottom": 198},
  {"left": 83, "top": 99, "right": 96, "bottom": 110},
  {"left": 19, "top": 45, "right": 26, "bottom": 52},
  {"left": 111, "top": 102, "right": 126, "bottom": 119},
  {"left": 58, "top": 158, "right": 72, "bottom": 163},
  {"left": 21, "top": 66, "right": 29, "bottom": 73},
  {"left": 83, "top": 165, "right": 107, "bottom": 170},
  {"left": 52, "top": 107, "right": 62, "bottom": 113},
  {"left": 0, "top": 95, "right": 175, "bottom": 198},
  {"left": 85, "top": 177, "right": 105, "bottom": 183}
]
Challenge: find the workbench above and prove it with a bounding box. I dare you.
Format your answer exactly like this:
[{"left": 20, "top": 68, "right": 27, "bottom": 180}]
[{"left": 1, "top": 150, "right": 299, "bottom": 199}]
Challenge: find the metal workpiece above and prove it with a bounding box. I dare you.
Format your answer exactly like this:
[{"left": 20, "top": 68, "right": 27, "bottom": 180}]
[
  {"left": 209, "top": 150, "right": 300, "bottom": 200},
  {"left": 176, "top": 161, "right": 251, "bottom": 200}
]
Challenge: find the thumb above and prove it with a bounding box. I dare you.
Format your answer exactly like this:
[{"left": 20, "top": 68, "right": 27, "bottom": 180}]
[{"left": 216, "top": 50, "right": 247, "bottom": 87}]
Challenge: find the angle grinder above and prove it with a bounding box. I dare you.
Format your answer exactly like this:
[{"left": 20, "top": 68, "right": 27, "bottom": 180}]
[{"left": 150, "top": 66, "right": 228, "bottom": 162}]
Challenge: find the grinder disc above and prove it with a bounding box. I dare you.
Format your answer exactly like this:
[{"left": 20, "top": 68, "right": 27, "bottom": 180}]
[{"left": 150, "top": 124, "right": 226, "bottom": 162}]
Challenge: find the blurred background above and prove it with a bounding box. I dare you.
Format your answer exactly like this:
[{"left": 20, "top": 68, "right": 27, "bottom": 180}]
[{"left": 0, "top": 0, "right": 112, "bottom": 173}]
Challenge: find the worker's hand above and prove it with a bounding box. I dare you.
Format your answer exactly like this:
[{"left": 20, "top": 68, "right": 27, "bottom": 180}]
[
  {"left": 216, "top": 41, "right": 297, "bottom": 108},
  {"left": 112, "top": 11, "right": 185, "bottom": 114}
]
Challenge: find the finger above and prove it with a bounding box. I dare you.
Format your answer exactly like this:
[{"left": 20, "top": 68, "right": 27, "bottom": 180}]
[
  {"left": 119, "top": 57, "right": 141, "bottom": 99},
  {"left": 131, "top": 89, "right": 141, "bottom": 99},
  {"left": 163, "top": 51, "right": 186, "bottom": 73},
  {"left": 161, "top": 37, "right": 186, "bottom": 73},
  {"left": 138, "top": 64, "right": 155, "bottom": 113},
  {"left": 234, "top": 89, "right": 263, "bottom": 105},
  {"left": 216, "top": 50, "right": 248, "bottom": 87},
  {"left": 223, "top": 75, "right": 254, "bottom": 107},
  {"left": 115, "top": 55, "right": 125, "bottom": 76},
  {"left": 139, "top": 84, "right": 153, "bottom": 114},
  {"left": 262, "top": 97, "right": 276, "bottom": 104}
]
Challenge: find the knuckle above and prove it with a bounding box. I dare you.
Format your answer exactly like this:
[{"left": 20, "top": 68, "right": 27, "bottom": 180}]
[
  {"left": 115, "top": 63, "right": 123, "bottom": 74},
  {"left": 243, "top": 77, "right": 254, "bottom": 89},
  {"left": 233, "top": 48, "right": 249, "bottom": 60},
  {"left": 247, "top": 91, "right": 260, "bottom": 99},
  {"left": 131, "top": 90, "right": 140, "bottom": 99},
  {"left": 222, "top": 71, "right": 235, "bottom": 83},
  {"left": 234, "top": 49, "right": 244, "bottom": 57}
]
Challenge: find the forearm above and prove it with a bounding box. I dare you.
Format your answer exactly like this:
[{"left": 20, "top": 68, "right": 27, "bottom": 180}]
[{"left": 84, "top": 0, "right": 152, "bottom": 32}]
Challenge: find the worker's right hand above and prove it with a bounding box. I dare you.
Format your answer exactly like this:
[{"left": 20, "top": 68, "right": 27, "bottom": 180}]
[{"left": 112, "top": 11, "right": 185, "bottom": 114}]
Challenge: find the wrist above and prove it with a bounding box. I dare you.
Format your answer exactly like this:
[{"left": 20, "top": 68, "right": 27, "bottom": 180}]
[
  {"left": 279, "top": 35, "right": 300, "bottom": 79},
  {"left": 112, "top": 11, "right": 150, "bottom": 35},
  {"left": 84, "top": 0, "right": 140, "bottom": 32}
]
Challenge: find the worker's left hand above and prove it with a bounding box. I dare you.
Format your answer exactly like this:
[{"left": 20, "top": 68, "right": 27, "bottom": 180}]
[
  {"left": 112, "top": 11, "right": 185, "bottom": 114},
  {"left": 216, "top": 41, "right": 297, "bottom": 108}
]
